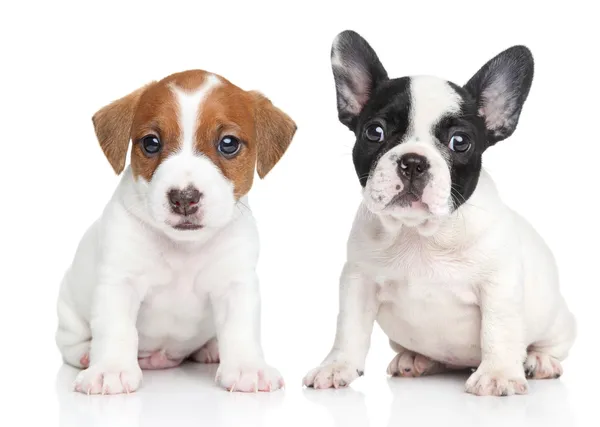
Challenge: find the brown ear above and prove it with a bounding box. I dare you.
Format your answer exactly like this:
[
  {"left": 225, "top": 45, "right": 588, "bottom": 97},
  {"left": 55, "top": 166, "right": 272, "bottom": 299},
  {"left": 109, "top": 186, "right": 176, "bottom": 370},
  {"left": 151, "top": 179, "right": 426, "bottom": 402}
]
[
  {"left": 92, "top": 84, "right": 150, "bottom": 174},
  {"left": 249, "top": 91, "right": 297, "bottom": 179}
]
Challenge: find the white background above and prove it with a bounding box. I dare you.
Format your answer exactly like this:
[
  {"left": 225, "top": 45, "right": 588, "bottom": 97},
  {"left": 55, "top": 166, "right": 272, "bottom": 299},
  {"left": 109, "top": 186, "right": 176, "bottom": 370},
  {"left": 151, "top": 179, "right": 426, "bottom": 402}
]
[{"left": 1, "top": 1, "right": 598, "bottom": 426}]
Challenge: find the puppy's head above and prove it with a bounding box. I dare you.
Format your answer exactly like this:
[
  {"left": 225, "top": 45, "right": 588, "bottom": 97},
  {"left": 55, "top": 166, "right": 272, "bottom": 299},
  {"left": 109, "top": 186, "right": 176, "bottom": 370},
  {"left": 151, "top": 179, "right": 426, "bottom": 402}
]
[
  {"left": 331, "top": 31, "right": 533, "bottom": 223},
  {"left": 93, "top": 70, "right": 296, "bottom": 238}
]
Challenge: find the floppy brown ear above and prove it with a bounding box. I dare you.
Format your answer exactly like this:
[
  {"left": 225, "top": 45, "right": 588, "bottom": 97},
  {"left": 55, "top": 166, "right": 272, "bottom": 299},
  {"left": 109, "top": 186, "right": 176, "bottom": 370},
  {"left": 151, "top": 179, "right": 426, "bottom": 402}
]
[
  {"left": 92, "top": 84, "right": 150, "bottom": 174},
  {"left": 249, "top": 91, "right": 297, "bottom": 179}
]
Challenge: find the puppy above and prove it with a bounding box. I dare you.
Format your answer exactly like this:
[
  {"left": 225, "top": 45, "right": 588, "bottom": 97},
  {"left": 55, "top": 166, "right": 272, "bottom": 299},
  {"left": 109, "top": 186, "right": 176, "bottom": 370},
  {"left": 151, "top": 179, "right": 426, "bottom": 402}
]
[
  {"left": 55, "top": 69, "right": 296, "bottom": 394},
  {"left": 303, "top": 31, "right": 576, "bottom": 396}
]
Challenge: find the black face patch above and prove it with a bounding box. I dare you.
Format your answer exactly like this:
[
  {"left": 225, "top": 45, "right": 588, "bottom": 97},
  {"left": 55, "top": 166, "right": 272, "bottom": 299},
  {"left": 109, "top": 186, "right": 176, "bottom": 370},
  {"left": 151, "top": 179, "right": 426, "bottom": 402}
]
[
  {"left": 351, "top": 78, "right": 411, "bottom": 186},
  {"left": 433, "top": 84, "right": 489, "bottom": 209}
]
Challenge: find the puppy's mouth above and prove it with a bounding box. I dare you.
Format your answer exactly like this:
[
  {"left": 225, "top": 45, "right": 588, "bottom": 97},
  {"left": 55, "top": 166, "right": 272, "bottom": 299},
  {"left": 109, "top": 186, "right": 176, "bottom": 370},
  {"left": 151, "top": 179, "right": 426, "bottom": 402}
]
[
  {"left": 172, "top": 221, "right": 203, "bottom": 231},
  {"left": 389, "top": 190, "right": 429, "bottom": 211}
]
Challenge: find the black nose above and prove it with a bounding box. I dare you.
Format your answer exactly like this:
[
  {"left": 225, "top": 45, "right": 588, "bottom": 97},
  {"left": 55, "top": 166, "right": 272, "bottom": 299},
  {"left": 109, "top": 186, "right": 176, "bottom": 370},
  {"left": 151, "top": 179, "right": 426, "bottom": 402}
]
[
  {"left": 168, "top": 187, "right": 202, "bottom": 216},
  {"left": 398, "top": 154, "right": 430, "bottom": 180}
]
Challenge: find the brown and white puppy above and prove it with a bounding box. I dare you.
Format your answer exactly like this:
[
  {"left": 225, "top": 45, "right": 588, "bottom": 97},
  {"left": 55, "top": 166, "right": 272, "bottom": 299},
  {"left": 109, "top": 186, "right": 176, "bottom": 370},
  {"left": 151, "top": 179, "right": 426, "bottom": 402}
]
[{"left": 55, "top": 70, "right": 296, "bottom": 394}]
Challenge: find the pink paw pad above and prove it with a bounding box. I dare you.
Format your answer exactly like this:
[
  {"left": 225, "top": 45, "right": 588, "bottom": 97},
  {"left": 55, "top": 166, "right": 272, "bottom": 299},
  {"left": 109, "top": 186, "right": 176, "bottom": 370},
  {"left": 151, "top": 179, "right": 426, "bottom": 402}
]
[{"left": 80, "top": 353, "right": 90, "bottom": 368}]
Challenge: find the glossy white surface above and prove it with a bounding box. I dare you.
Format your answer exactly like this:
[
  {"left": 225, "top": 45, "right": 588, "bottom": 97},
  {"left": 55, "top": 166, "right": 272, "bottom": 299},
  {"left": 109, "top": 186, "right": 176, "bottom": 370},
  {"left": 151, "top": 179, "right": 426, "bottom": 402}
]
[{"left": 48, "top": 347, "right": 591, "bottom": 427}]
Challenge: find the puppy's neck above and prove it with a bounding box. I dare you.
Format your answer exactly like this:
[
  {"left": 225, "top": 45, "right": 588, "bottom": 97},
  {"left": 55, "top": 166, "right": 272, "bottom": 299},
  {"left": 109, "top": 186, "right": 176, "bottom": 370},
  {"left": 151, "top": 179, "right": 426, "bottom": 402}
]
[{"left": 378, "top": 212, "right": 445, "bottom": 237}]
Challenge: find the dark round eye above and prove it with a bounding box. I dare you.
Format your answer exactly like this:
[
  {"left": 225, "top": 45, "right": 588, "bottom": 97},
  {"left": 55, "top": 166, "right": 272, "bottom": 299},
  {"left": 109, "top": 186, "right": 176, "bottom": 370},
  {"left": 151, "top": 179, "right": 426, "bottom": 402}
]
[
  {"left": 218, "top": 135, "right": 241, "bottom": 157},
  {"left": 365, "top": 123, "right": 385, "bottom": 142},
  {"left": 448, "top": 133, "right": 471, "bottom": 153},
  {"left": 141, "top": 135, "right": 162, "bottom": 156}
]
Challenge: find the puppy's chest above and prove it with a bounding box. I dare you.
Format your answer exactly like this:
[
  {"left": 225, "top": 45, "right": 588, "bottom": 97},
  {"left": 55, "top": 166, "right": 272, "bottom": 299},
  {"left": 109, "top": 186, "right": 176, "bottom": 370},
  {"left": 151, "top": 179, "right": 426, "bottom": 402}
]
[
  {"left": 142, "top": 275, "right": 208, "bottom": 317},
  {"left": 136, "top": 254, "right": 212, "bottom": 339},
  {"left": 368, "top": 234, "right": 483, "bottom": 364},
  {"left": 370, "top": 233, "right": 479, "bottom": 292}
]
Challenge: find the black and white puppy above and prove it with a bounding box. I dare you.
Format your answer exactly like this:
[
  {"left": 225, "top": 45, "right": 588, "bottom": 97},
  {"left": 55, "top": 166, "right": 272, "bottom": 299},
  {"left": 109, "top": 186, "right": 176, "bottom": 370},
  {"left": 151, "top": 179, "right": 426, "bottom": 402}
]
[{"left": 303, "top": 30, "right": 576, "bottom": 396}]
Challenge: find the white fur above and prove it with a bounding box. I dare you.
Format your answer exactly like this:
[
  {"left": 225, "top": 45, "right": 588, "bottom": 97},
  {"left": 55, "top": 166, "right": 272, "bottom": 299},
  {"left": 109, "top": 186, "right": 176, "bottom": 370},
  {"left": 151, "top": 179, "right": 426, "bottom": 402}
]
[
  {"left": 304, "top": 77, "right": 576, "bottom": 396},
  {"left": 56, "top": 79, "right": 282, "bottom": 394},
  {"left": 305, "top": 171, "right": 576, "bottom": 395}
]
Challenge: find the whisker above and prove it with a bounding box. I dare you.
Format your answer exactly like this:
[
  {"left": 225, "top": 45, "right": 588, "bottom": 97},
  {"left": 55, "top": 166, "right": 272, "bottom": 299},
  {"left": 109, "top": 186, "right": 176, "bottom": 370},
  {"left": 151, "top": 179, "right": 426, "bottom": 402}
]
[{"left": 450, "top": 185, "right": 488, "bottom": 213}]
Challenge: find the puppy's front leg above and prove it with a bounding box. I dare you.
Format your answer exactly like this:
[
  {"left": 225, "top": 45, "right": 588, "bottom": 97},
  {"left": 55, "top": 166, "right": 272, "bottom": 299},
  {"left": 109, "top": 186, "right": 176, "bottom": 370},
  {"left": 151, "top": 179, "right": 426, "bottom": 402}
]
[
  {"left": 212, "top": 273, "right": 283, "bottom": 392},
  {"left": 73, "top": 283, "right": 143, "bottom": 395},
  {"left": 303, "top": 262, "right": 379, "bottom": 389},
  {"left": 466, "top": 271, "right": 528, "bottom": 396}
]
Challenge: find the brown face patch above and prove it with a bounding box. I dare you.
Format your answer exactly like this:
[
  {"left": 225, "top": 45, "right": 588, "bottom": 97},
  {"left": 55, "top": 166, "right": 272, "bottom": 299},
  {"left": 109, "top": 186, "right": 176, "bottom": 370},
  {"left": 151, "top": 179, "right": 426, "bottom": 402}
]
[
  {"left": 92, "top": 69, "right": 297, "bottom": 199},
  {"left": 191, "top": 83, "right": 258, "bottom": 198},
  {"left": 129, "top": 79, "right": 188, "bottom": 182}
]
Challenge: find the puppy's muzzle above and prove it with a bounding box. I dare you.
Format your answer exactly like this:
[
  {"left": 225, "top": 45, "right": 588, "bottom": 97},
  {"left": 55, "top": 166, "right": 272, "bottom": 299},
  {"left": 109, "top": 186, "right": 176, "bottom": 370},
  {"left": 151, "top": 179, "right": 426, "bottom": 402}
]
[
  {"left": 397, "top": 153, "right": 430, "bottom": 196},
  {"left": 168, "top": 186, "right": 202, "bottom": 216}
]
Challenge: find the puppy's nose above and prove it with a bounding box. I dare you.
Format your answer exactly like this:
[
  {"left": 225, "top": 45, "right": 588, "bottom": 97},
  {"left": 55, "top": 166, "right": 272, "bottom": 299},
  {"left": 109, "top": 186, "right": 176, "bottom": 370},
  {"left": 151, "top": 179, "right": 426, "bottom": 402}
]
[
  {"left": 398, "top": 154, "right": 429, "bottom": 180},
  {"left": 168, "top": 187, "right": 202, "bottom": 216}
]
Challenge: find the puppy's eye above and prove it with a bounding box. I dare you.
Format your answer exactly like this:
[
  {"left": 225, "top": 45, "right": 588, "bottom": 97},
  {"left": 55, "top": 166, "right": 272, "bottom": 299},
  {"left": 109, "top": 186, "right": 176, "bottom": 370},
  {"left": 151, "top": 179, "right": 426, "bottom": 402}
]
[
  {"left": 141, "top": 135, "right": 162, "bottom": 157},
  {"left": 365, "top": 123, "right": 385, "bottom": 142},
  {"left": 448, "top": 133, "right": 471, "bottom": 153},
  {"left": 218, "top": 136, "right": 241, "bottom": 158}
]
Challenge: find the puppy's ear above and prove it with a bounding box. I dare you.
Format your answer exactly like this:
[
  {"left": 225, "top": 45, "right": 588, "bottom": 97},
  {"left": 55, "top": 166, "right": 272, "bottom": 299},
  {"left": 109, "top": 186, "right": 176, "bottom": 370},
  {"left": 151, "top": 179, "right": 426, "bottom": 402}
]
[
  {"left": 92, "top": 84, "right": 150, "bottom": 174},
  {"left": 331, "top": 30, "right": 388, "bottom": 130},
  {"left": 464, "top": 45, "right": 534, "bottom": 146},
  {"left": 250, "top": 91, "right": 297, "bottom": 179}
]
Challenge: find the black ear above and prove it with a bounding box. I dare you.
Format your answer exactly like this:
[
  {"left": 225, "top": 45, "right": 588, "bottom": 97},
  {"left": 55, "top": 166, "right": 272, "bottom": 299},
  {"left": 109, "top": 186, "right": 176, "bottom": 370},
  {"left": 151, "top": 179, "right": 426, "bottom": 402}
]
[
  {"left": 464, "top": 45, "right": 534, "bottom": 145},
  {"left": 331, "top": 30, "right": 388, "bottom": 130}
]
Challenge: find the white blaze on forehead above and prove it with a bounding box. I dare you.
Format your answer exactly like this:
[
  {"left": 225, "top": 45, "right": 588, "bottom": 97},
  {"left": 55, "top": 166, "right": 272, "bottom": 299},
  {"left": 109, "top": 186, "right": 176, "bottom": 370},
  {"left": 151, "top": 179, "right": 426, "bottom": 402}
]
[
  {"left": 409, "top": 76, "right": 462, "bottom": 139},
  {"left": 171, "top": 74, "right": 222, "bottom": 154}
]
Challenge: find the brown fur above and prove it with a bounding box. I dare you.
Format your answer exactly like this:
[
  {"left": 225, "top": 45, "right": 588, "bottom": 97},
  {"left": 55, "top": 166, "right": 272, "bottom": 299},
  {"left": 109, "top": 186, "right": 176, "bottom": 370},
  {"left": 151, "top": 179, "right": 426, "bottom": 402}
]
[
  {"left": 92, "top": 84, "right": 152, "bottom": 175},
  {"left": 91, "top": 69, "right": 296, "bottom": 198},
  {"left": 130, "top": 82, "right": 181, "bottom": 182},
  {"left": 249, "top": 91, "right": 297, "bottom": 179}
]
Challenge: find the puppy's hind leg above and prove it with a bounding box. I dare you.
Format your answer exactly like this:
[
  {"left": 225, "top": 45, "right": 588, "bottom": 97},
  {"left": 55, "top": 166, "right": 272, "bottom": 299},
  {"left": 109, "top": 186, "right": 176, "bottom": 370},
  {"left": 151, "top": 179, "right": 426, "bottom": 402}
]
[
  {"left": 190, "top": 337, "right": 220, "bottom": 364},
  {"left": 386, "top": 340, "right": 447, "bottom": 377},
  {"left": 55, "top": 297, "right": 91, "bottom": 369},
  {"left": 525, "top": 308, "right": 576, "bottom": 380}
]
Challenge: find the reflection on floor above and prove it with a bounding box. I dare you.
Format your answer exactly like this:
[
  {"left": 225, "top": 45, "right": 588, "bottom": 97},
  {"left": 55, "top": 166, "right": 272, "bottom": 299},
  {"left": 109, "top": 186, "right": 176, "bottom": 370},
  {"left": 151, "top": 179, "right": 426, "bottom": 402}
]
[{"left": 55, "top": 362, "right": 576, "bottom": 427}]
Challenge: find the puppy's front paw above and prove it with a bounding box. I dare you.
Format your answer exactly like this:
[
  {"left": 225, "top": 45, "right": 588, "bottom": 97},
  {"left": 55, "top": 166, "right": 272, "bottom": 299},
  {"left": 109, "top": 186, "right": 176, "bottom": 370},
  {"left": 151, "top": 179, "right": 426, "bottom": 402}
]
[
  {"left": 465, "top": 365, "right": 528, "bottom": 396},
  {"left": 303, "top": 360, "right": 362, "bottom": 389},
  {"left": 216, "top": 362, "right": 284, "bottom": 392},
  {"left": 73, "top": 363, "right": 143, "bottom": 395}
]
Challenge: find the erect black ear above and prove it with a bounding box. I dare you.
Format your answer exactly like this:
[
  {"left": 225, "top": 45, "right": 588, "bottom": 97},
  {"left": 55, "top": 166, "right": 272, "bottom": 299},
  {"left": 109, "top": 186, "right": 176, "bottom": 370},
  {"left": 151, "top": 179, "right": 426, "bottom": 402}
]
[
  {"left": 331, "top": 30, "right": 388, "bottom": 130},
  {"left": 464, "top": 45, "right": 534, "bottom": 146}
]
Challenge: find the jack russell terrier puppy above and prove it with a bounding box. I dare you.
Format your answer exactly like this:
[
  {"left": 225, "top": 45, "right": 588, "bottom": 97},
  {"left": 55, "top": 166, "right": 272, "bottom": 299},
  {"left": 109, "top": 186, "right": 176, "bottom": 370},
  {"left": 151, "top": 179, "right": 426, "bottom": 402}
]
[
  {"left": 303, "top": 30, "right": 576, "bottom": 396},
  {"left": 56, "top": 69, "right": 296, "bottom": 394}
]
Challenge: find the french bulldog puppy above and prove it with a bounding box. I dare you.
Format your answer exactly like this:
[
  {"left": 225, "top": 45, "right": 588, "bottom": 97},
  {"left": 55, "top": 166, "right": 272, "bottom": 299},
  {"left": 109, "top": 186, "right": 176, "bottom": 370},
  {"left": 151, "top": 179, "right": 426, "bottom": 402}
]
[{"left": 303, "top": 30, "right": 576, "bottom": 396}]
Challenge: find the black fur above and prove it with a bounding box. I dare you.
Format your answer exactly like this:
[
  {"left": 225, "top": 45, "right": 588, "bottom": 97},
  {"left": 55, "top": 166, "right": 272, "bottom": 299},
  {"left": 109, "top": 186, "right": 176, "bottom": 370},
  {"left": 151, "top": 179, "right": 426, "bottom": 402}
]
[{"left": 352, "top": 77, "right": 411, "bottom": 186}]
